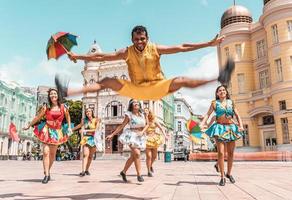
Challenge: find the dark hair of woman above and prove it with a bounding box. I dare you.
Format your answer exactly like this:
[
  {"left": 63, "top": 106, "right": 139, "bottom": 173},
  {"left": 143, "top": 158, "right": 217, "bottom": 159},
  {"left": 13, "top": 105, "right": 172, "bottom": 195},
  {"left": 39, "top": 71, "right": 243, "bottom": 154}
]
[
  {"left": 47, "top": 88, "right": 61, "bottom": 109},
  {"left": 215, "top": 85, "right": 231, "bottom": 100},
  {"left": 127, "top": 99, "right": 142, "bottom": 113}
]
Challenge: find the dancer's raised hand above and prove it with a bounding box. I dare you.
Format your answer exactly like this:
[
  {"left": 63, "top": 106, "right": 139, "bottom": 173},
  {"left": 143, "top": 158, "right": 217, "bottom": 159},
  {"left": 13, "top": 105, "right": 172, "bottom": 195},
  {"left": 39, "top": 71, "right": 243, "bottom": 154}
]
[
  {"left": 67, "top": 52, "right": 77, "bottom": 63},
  {"left": 106, "top": 134, "right": 114, "bottom": 141},
  {"left": 209, "top": 34, "right": 225, "bottom": 46}
]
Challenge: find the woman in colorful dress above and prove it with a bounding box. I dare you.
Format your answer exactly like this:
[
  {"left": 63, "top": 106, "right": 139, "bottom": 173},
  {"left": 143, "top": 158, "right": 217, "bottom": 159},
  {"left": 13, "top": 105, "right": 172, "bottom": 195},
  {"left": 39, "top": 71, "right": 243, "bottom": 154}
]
[
  {"left": 144, "top": 108, "right": 168, "bottom": 177},
  {"left": 200, "top": 85, "right": 244, "bottom": 186},
  {"left": 106, "top": 99, "right": 148, "bottom": 182},
  {"left": 72, "top": 108, "right": 101, "bottom": 177},
  {"left": 23, "top": 88, "right": 72, "bottom": 184}
]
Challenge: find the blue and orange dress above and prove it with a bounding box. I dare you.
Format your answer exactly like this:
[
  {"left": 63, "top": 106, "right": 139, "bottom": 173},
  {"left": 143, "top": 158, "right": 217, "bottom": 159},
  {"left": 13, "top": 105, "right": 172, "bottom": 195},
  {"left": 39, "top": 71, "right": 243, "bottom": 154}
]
[
  {"left": 146, "top": 122, "right": 164, "bottom": 149},
  {"left": 205, "top": 99, "right": 243, "bottom": 142},
  {"left": 34, "top": 104, "right": 72, "bottom": 145},
  {"left": 80, "top": 118, "right": 102, "bottom": 149}
]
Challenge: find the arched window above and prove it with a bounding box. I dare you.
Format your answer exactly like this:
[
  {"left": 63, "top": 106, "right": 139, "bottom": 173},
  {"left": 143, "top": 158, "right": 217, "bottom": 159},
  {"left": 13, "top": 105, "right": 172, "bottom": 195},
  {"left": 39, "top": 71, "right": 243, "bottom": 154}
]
[
  {"left": 120, "top": 75, "right": 127, "bottom": 80},
  {"left": 105, "top": 101, "right": 123, "bottom": 117}
]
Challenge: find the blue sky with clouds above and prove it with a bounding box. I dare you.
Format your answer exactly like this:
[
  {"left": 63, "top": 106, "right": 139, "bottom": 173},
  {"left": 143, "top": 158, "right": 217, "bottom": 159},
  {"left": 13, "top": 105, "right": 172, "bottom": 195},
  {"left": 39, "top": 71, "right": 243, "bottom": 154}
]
[{"left": 0, "top": 0, "right": 263, "bottom": 113}]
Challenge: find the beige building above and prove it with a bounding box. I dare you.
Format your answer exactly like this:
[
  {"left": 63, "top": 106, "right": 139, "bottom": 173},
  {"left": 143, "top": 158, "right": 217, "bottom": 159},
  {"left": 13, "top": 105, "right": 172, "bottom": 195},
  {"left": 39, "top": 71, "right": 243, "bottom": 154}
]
[{"left": 217, "top": 0, "right": 292, "bottom": 151}]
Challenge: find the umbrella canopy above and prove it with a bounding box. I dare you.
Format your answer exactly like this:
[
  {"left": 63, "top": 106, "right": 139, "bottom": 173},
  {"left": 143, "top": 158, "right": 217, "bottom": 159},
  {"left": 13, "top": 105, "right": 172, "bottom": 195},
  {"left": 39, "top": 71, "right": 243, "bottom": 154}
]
[{"left": 46, "top": 32, "right": 78, "bottom": 60}]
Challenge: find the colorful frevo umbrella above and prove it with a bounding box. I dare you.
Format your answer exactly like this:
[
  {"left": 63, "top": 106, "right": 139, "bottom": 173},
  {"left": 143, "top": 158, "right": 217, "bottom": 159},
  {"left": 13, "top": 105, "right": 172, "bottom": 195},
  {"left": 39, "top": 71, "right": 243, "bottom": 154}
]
[
  {"left": 46, "top": 32, "right": 78, "bottom": 60},
  {"left": 186, "top": 116, "right": 203, "bottom": 144}
]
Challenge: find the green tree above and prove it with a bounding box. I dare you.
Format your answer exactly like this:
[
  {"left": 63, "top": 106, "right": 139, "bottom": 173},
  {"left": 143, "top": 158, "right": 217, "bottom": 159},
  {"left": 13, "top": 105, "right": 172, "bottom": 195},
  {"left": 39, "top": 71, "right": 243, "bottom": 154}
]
[
  {"left": 64, "top": 99, "right": 83, "bottom": 125},
  {"left": 64, "top": 99, "right": 83, "bottom": 151}
]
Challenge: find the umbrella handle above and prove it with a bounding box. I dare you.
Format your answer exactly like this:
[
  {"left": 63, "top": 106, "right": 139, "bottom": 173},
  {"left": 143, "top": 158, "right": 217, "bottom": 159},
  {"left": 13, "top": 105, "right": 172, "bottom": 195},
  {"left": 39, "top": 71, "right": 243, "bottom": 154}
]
[{"left": 61, "top": 44, "right": 77, "bottom": 63}]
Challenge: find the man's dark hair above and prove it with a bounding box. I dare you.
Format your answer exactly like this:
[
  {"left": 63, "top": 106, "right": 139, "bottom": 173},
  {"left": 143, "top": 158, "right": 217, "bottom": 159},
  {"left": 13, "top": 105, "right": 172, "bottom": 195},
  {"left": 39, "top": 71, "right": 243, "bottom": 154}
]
[{"left": 131, "top": 25, "right": 148, "bottom": 38}]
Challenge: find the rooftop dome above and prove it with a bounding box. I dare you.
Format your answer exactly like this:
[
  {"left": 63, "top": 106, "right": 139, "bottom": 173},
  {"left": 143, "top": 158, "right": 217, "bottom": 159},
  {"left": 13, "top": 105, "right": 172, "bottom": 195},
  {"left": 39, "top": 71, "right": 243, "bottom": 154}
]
[
  {"left": 87, "top": 40, "right": 102, "bottom": 54},
  {"left": 263, "top": 0, "right": 271, "bottom": 5},
  {"left": 221, "top": 5, "right": 253, "bottom": 29}
]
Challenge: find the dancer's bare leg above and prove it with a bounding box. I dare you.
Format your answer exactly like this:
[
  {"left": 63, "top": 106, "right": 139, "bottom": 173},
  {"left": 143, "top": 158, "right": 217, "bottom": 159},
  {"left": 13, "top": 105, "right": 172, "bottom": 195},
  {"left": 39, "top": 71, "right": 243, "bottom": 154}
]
[
  {"left": 43, "top": 144, "right": 50, "bottom": 176},
  {"left": 86, "top": 147, "right": 96, "bottom": 171},
  {"left": 48, "top": 145, "right": 58, "bottom": 171},
  {"left": 146, "top": 148, "right": 152, "bottom": 172},
  {"left": 226, "top": 141, "right": 236, "bottom": 176},
  {"left": 150, "top": 148, "right": 158, "bottom": 168},
  {"left": 82, "top": 145, "right": 90, "bottom": 172},
  {"left": 68, "top": 77, "right": 123, "bottom": 96},
  {"left": 216, "top": 141, "right": 225, "bottom": 178},
  {"left": 168, "top": 77, "right": 216, "bottom": 93}
]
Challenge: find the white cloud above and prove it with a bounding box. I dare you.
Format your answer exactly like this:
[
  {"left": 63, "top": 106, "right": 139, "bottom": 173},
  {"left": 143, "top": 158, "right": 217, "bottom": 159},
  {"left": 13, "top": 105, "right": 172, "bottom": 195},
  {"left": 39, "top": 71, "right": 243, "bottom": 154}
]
[
  {"left": 0, "top": 56, "right": 84, "bottom": 93},
  {"left": 179, "top": 50, "right": 220, "bottom": 115}
]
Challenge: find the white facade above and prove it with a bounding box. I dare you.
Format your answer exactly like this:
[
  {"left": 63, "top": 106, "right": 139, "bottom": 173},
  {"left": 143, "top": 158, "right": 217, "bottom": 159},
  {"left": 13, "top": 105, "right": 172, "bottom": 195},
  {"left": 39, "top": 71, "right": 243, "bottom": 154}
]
[{"left": 174, "top": 92, "right": 193, "bottom": 150}]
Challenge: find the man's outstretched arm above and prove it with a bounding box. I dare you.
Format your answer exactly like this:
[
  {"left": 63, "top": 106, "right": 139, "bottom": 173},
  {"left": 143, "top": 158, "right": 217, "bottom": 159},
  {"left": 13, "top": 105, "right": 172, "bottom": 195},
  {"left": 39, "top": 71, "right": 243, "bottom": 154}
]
[
  {"left": 68, "top": 48, "right": 127, "bottom": 62},
  {"left": 157, "top": 34, "right": 224, "bottom": 55}
]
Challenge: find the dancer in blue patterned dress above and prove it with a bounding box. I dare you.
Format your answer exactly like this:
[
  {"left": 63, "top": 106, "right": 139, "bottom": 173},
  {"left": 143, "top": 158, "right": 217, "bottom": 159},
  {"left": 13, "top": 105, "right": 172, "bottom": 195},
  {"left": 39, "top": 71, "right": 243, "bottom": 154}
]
[
  {"left": 201, "top": 85, "right": 244, "bottom": 186},
  {"left": 106, "top": 99, "right": 148, "bottom": 182}
]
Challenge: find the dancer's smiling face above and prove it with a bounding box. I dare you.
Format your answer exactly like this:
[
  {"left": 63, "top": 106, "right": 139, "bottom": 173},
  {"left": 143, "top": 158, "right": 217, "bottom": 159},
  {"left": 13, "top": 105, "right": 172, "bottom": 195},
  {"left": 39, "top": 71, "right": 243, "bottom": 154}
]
[
  {"left": 85, "top": 109, "right": 93, "bottom": 118},
  {"left": 49, "top": 90, "right": 58, "bottom": 103},
  {"left": 216, "top": 86, "right": 227, "bottom": 100},
  {"left": 132, "top": 100, "right": 140, "bottom": 113},
  {"left": 132, "top": 32, "right": 148, "bottom": 52}
]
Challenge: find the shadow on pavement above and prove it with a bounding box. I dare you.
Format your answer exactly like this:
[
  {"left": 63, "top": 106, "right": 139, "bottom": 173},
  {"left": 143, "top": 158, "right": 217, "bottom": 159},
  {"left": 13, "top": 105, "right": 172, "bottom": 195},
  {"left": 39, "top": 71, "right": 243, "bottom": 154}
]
[
  {"left": 164, "top": 181, "right": 218, "bottom": 186},
  {"left": 1, "top": 193, "right": 158, "bottom": 200}
]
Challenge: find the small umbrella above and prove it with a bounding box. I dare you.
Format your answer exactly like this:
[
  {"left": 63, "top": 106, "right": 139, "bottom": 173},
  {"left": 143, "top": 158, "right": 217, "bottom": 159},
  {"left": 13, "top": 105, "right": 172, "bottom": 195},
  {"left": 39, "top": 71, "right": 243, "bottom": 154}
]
[
  {"left": 186, "top": 116, "right": 203, "bottom": 143},
  {"left": 46, "top": 32, "right": 78, "bottom": 60}
]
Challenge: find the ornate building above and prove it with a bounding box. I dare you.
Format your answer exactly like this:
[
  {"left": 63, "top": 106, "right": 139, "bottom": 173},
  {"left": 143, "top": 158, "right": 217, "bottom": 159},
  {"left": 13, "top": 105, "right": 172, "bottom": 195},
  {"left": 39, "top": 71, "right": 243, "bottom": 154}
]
[
  {"left": 82, "top": 42, "right": 174, "bottom": 154},
  {"left": 0, "top": 80, "right": 37, "bottom": 159},
  {"left": 217, "top": 0, "right": 292, "bottom": 151}
]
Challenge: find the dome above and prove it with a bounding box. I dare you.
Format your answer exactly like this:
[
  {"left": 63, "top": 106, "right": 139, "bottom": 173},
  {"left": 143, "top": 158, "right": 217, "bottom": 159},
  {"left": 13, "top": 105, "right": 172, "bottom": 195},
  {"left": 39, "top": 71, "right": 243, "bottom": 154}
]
[
  {"left": 87, "top": 40, "right": 102, "bottom": 54},
  {"left": 221, "top": 5, "right": 253, "bottom": 29},
  {"left": 263, "top": 0, "right": 271, "bottom": 5}
]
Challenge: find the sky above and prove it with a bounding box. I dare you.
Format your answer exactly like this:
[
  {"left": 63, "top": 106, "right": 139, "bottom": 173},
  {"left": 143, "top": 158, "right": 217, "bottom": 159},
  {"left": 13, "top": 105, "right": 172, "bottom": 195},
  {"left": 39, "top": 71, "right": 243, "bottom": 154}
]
[{"left": 0, "top": 0, "right": 263, "bottom": 114}]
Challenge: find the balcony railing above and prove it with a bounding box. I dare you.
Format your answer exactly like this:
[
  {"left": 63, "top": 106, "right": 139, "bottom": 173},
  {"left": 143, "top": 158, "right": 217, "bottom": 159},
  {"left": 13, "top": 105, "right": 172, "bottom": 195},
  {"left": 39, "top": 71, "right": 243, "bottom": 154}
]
[{"left": 251, "top": 89, "right": 263, "bottom": 97}]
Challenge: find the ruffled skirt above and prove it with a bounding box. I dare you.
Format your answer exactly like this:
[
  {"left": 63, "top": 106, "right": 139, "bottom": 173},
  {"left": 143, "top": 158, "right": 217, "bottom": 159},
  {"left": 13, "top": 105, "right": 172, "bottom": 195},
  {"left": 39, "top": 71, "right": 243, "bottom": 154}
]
[
  {"left": 205, "top": 123, "right": 243, "bottom": 142},
  {"left": 34, "top": 122, "right": 73, "bottom": 145},
  {"left": 119, "top": 129, "right": 146, "bottom": 149},
  {"left": 146, "top": 134, "right": 163, "bottom": 148}
]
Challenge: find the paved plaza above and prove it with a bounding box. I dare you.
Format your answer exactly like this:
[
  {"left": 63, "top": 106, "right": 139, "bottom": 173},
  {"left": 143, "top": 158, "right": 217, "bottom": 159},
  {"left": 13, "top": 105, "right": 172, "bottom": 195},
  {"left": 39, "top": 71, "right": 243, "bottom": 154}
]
[{"left": 0, "top": 160, "right": 292, "bottom": 200}]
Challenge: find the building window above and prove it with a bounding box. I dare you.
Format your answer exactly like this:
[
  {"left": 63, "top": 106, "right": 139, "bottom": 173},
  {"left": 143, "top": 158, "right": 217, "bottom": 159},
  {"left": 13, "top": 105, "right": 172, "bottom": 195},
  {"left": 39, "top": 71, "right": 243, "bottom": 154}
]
[
  {"left": 112, "top": 105, "right": 118, "bottom": 117},
  {"left": 177, "top": 104, "right": 181, "bottom": 113},
  {"left": 106, "top": 101, "right": 122, "bottom": 117},
  {"left": 281, "top": 118, "right": 290, "bottom": 144},
  {"left": 279, "top": 100, "right": 286, "bottom": 110},
  {"left": 256, "top": 40, "right": 266, "bottom": 59},
  {"left": 242, "top": 124, "right": 249, "bottom": 146},
  {"left": 177, "top": 121, "right": 182, "bottom": 131},
  {"left": 272, "top": 24, "right": 279, "bottom": 44},
  {"left": 275, "top": 59, "right": 283, "bottom": 82},
  {"left": 224, "top": 47, "right": 229, "bottom": 58},
  {"left": 237, "top": 73, "right": 245, "bottom": 94},
  {"left": 263, "top": 115, "right": 274, "bottom": 125},
  {"left": 120, "top": 75, "right": 127, "bottom": 80},
  {"left": 259, "top": 70, "right": 270, "bottom": 89},
  {"left": 235, "top": 44, "right": 242, "bottom": 60},
  {"left": 287, "top": 20, "right": 292, "bottom": 40}
]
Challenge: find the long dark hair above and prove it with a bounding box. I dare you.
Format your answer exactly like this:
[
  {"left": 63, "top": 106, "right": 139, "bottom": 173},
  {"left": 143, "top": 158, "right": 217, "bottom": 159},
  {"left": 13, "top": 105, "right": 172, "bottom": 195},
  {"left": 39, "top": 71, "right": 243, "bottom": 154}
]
[
  {"left": 84, "top": 108, "right": 95, "bottom": 121},
  {"left": 127, "top": 99, "right": 142, "bottom": 113},
  {"left": 215, "top": 85, "right": 231, "bottom": 100},
  {"left": 47, "top": 88, "right": 61, "bottom": 109}
]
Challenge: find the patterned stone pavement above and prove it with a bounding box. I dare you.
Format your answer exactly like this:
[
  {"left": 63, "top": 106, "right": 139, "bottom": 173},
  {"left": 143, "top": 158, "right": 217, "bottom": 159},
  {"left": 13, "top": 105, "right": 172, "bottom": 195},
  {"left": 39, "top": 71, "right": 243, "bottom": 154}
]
[{"left": 0, "top": 160, "right": 292, "bottom": 200}]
